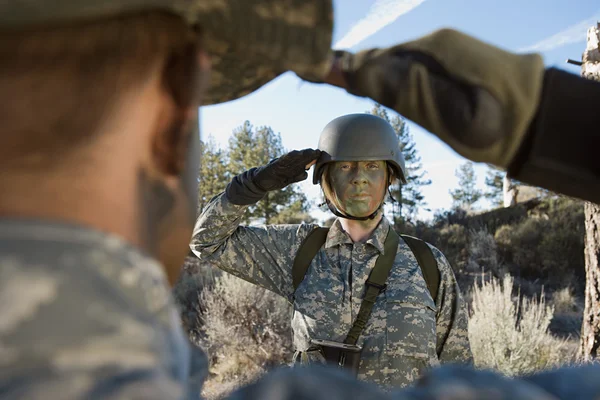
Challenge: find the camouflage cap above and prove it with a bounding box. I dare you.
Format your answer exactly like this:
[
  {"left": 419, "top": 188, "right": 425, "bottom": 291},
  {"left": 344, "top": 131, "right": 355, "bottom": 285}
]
[{"left": 0, "top": 0, "right": 334, "bottom": 105}]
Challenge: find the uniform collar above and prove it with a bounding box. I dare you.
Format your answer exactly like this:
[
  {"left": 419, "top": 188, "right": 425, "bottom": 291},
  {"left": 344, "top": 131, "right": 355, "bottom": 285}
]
[{"left": 324, "top": 216, "right": 390, "bottom": 254}]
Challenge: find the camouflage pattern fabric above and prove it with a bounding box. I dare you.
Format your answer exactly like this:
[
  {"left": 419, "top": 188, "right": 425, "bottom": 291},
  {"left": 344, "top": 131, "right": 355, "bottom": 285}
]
[
  {"left": 0, "top": 219, "right": 208, "bottom": 399},
  {"left": 333, "top": 29, "right": 545, "bottom": 170},
  {"left": 191, "top": 193, "right": 472, "bottom": 390},
  {"left": 226, "top": 363, "right": 600, "bottom": 400},
  {"left": 0, "top": 0, "right": 334, "bottom": 107}
]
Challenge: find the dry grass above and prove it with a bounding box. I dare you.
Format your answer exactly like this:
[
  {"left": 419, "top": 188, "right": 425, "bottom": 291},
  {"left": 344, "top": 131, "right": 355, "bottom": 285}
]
[
  {"left": 198, "top": 273, "right": 292, "bottom": 399},
  {"left": 469, "top": 274, "right": 577, "bottom": 376}
]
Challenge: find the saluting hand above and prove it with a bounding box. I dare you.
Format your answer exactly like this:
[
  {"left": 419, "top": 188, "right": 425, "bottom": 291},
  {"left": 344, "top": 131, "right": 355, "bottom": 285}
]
[
  {"left": 253, "top": 149, "right": 321, "bottom": 192},
  {"left": 226, "top": 149, "right": 321, "bottom": 205}
]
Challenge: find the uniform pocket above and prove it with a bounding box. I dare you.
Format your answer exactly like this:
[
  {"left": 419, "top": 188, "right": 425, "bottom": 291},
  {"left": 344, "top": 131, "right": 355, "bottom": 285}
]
[
  {"left": 293, "top": 255, "right": 342, "bottom": 307},
  {"left": 385, "top": 289, "right": 437, "bottom": 359},
  {"left": 294, "top": 284, "right": 340, "bottom": 306},
  {"left": 292, "top": 278, "right": 341, "bottom": 323}
]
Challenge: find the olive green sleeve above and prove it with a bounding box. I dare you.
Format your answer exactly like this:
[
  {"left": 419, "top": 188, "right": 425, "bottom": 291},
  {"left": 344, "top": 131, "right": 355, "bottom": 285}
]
[
  {"left": 335, "top": 28, "right": 545, "bottom": 170},
  {"left": 506, "top": 68, "right": 600, "bottom": 204},
  {"left": 190, "top": 192, "right": 318, "bottom": 300}
]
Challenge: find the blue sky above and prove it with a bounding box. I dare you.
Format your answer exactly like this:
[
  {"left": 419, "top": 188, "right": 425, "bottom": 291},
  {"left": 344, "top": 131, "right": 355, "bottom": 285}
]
[{"left": 200, "top": 0, "right": 599, "bottom": 223}]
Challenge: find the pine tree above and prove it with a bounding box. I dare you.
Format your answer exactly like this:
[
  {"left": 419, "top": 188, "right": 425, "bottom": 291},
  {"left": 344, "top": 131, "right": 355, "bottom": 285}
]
[
  {"left": 227, "top": 121, "right": 311, "bottom": 224},
  {"left": 197, "top": 135, "right": 229, "bottom": 213},
  {"left": 368, "top": 104, "right": 431, "bottom": 223},
  {"left": 450, "top": 161, "right": 483, "bottom": 210},
  {"left": 484, "top": 165, "right": 505, "bottom": 208},
  {"left": 270, "top": 194, "right": 316, "bottom": 224}
]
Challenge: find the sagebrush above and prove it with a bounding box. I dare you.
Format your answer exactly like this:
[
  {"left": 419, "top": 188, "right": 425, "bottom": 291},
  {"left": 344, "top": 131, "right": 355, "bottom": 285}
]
[
  {"left": 198, "top": 273, "right": 292, "bottom": 397},
  {"left": 469, "top": 274, "right": 576, "bottom": 376}
]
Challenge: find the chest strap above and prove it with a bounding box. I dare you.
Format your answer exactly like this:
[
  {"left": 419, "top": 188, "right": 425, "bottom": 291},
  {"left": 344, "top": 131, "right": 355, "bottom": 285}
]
[
  {"left": 292, "top": 225, "right": 440, "bottom": 346},
  {"left": 344, "top": 227, "right": 399, "bottom": 345}
]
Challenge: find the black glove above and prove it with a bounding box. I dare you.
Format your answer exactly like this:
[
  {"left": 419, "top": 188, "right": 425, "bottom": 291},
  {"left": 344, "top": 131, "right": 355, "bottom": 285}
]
[{"left": 226, "top": 149, "right": 321, "bottom": 205}]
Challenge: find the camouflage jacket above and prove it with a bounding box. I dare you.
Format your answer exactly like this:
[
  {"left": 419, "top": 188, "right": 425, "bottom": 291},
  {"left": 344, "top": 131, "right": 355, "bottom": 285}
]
[
  {"left": 227, "top": 363, "right": 600, "bottom": 400},
  {"left": 191, "top": 193, "right": 472, "bottom": 389},
  {"left": 0, "top": 219, "right": 207, "bottom": 399}
]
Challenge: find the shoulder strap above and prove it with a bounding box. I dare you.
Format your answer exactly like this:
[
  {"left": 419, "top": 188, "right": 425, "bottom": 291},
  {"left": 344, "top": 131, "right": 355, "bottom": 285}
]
[
  {"left": 292, "top": 227, "right": 329, "bottom": 291},
  {"left": 344, "top": 228, "right": 399, "bottom": 345},
  {"left": 292, "top": 227, "right": 441, "bottom": 345},
  {"left": 400, "top": 235, "right": 440, "bottom": 302}
]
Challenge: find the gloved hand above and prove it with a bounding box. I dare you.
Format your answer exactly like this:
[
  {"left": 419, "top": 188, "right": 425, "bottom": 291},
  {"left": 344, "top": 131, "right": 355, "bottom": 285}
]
[
  {"left": 226, "top": 148, "right": 321, "bottom": 205},
  {"left": 325, "top": 28, "right": 546, "bottom": 170}
]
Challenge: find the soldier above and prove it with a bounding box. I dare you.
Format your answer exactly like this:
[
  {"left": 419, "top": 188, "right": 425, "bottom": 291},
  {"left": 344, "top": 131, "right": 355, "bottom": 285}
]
[
  {"left": 2, "top": 0, "right": 600, "bottom": 398},
  {"left": 190, "top": 112, "right": 472, "bottom": 389},
  {"left": 0, "top": 0, "right": 334, "bottom": 398}
]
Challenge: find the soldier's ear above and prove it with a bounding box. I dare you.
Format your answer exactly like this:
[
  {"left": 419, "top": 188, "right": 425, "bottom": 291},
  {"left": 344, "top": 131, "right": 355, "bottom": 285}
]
[
  {"left": 152, "top": 44, "right": 209, "bottom": 179},
  {"left": 151, "top": 98, "right": 189, "bottom": 178},
  {"left": 387, "top": 165, "right": 395, "bottom": 186}
]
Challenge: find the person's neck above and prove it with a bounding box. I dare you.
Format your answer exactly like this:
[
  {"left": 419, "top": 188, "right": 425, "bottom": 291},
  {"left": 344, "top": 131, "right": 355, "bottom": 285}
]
[
  {"left": 0, "top": 166, "right": 145, "bottom": 252},
  {"left": 339, "top": 212, "right": 383, "bottom": 243}
]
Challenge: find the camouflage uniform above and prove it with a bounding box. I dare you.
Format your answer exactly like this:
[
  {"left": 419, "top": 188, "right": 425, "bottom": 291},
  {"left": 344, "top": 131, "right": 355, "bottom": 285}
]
[
  {"left": 227, "top": 363, "right": 600, "bottom": 400},
  {"left": 191, "top": 193, "right": 472, "bottom": 389},
  {"left": 0, "top": 220, "right": 208, "bottom": 399},
  {"left": 0, "top": 1, "right": 333, "bottom": 399}
]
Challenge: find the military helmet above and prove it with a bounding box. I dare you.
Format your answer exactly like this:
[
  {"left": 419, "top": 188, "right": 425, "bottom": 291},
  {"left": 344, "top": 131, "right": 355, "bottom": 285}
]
[
  {"left": 0, "top": 0, "right": 333, "bottom": 106},
  {"left": 313, "top": 113, "right": 407, "bottom": 185}
]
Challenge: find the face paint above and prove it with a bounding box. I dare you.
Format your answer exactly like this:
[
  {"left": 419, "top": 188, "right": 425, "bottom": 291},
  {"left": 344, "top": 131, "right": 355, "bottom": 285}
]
[{"left": 329, "top": 161, "right": 388, "bottom": 218}]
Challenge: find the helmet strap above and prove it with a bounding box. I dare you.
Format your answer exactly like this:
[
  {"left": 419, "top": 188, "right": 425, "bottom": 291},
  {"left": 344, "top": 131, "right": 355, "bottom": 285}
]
[
  {"left": 388, "top": 187, "right": 399, "bottom": 203},
  {"left": 324, "top": 199, "right": 384, "bottom": 221}
]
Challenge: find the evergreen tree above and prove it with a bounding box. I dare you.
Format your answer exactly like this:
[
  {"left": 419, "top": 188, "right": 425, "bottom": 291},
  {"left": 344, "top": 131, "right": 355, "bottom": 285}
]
[
  {"left": 368, "top": 104, "right": 431, "bottom": 222},
  {"left": 197, "top": 135, "right": 229, "bottom": 213},
  {"left": 450, "top": 161, "right": 483, "bottom": 210},
  {"left": 227, "top": 121, "right": 311, "bottom": 224},
  {"left": 270, "top": 194, "right": 315, "bottom": 224},
  {"left": 484, "top": 165, "right": 505, "bottom": 208}
]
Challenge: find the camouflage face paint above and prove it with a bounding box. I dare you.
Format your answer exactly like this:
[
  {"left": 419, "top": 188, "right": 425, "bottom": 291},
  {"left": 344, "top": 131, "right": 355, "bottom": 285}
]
[{"left": 328, "top": 160, "right": 387, "bottom": 217}]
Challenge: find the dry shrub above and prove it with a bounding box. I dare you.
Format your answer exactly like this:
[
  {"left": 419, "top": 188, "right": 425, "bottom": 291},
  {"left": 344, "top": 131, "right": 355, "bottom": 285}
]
[
  {"left": 469, "top": 274, "right": 576, "bottom": 376},
  {"left": 494, "top": 198, "right": 585, "bottom": 288},
  {"left": 551, "top": 287, "right": 578, "bottom": 314},
  {"left": 198, "top": 273, "right": 292, "bottom": 397},
  {"left": 467, "top": 228, "right": 506, "bottom": 277},
  {"left": 435, "top": 223, "right": 469, "bottom": 272},
  {"left": 172, "top": 258, "right": 221, "bottom": 341}
]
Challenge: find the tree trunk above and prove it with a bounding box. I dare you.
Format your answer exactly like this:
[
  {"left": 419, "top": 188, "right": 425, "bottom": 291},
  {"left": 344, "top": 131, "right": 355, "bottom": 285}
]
[
  {"left": 581, "top": 203, "right": 600, "bottom": 360},
  {"left": 579, "top": 23, "right": 600, "bottom": 362}
]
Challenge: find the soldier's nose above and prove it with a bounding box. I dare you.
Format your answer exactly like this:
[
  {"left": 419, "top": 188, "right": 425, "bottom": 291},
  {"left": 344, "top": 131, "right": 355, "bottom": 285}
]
[{"left": 352, "top": 175, "right": 368, "bottom": 185}]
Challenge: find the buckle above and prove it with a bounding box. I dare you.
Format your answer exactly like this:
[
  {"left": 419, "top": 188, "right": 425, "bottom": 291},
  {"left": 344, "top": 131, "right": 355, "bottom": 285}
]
[{"left": 365, "top": 280, "right": 387, "bottom": 292}]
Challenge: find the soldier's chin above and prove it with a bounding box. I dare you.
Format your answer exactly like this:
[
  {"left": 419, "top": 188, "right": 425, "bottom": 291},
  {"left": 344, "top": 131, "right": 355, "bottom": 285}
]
[{"left": 341, "top": 205, "right": 378, "bottom": 218}]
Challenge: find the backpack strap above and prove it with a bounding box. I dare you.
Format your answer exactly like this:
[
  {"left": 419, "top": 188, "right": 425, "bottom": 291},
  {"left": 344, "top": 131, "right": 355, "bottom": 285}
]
[
  {"left": 400, "top": 235, "right": 440, "bottom": 302},
  {"left": 291, "top": 228, "right": 441, "bottom": 320},
  {"left": 344, "top": 227, "right": 399, "bottom": 345},
  {"left": 292, "top": 227, "right": 329, "bottom": 291}
]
